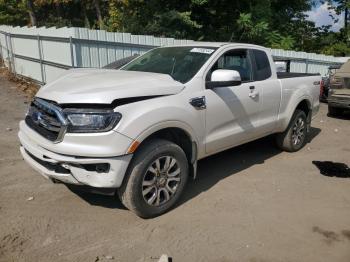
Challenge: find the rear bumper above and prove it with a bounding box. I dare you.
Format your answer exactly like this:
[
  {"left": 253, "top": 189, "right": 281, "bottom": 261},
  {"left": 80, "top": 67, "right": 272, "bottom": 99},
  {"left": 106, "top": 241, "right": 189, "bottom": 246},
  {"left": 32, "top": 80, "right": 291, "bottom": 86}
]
[
  {"left": 328, "top": 97, "right": 350, "bottom": 109},
  {"left": 19, "top": 122, "right": 133, "bottom": 188}
]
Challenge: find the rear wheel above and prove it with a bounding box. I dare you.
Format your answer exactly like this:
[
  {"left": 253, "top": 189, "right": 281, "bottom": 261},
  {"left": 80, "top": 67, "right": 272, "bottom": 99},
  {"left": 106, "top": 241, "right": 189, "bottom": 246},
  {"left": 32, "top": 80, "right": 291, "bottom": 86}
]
[
  {"left": 276, "top": 109, "right": 308, "bottom": 152},
  {"left": 118, "top": 139, "right": 189, "bottom": 218},
  {"left": 328, "top": 105, "right": 343, "bottom": 116}
]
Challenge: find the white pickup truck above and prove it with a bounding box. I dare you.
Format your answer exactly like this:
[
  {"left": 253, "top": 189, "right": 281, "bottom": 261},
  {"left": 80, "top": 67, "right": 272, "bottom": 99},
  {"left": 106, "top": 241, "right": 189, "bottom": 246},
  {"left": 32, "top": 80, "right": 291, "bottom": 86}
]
[{"left": 19, "top": 43, "right": 321, "bottom": 218}]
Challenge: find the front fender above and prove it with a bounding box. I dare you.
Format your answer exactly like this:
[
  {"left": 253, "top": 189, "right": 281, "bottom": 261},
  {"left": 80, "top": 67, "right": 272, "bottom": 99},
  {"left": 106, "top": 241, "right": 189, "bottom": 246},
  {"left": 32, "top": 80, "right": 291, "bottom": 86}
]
[
  {"left": 132, "top": 120, "right": 198, "bottom": 145},
  {"left": 114, "top": 94, "right": 206, "bottom": 157}
]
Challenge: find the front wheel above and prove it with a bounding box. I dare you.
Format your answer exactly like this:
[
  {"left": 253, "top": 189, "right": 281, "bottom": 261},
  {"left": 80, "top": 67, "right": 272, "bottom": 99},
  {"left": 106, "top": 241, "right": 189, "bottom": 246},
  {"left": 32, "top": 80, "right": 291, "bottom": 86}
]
[
  {"left": 276, "top": 109, "right": 308, "bottom": 152},
  {"left": 118, "top": 139, "right": 189, "bottom": 218}
]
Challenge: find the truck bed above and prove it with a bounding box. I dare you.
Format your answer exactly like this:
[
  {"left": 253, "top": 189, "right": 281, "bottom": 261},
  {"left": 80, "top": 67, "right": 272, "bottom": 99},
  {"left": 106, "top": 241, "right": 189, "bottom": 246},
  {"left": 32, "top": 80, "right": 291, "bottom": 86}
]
[{"left": 277, "top": 72, "right": 320, "bottom": 79}]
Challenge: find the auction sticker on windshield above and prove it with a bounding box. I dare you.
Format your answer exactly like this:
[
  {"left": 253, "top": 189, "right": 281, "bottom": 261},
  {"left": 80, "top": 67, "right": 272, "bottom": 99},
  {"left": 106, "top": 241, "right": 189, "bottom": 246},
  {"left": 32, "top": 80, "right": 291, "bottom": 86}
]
[{"left": 190, "top": 48, "right": 215, "bottom": 54}]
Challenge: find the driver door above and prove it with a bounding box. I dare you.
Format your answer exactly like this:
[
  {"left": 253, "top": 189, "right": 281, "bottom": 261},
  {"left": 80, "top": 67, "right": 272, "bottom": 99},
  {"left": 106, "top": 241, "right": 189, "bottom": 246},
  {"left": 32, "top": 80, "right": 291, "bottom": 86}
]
[{"left": 204, "top": 48, "right": 263, "bottom": 154}]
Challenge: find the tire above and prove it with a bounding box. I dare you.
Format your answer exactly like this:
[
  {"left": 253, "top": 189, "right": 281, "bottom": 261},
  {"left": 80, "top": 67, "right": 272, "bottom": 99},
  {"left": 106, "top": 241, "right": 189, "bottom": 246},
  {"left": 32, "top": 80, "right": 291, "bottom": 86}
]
[
  {"left": 328, "top": 105, "right": 343, "bottom": 116},
  {"left": 118, "top": 139, "right": 189, "bottom": 218},
  {"left": 275, "top": 109, "right": 308, "bottom": 152}
]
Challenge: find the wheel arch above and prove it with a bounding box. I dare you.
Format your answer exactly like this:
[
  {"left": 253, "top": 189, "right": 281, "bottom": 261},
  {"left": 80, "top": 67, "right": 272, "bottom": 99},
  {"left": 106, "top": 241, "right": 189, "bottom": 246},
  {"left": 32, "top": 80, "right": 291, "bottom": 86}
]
[
  {"left": 128, "top": 122, "right": 199, "bottom": 179},
  {"left": 295, "top": 99, "right": 311, "bottom": 115},
  {"left": 281, "top": 97, "right": 313, "bottom": 132}
]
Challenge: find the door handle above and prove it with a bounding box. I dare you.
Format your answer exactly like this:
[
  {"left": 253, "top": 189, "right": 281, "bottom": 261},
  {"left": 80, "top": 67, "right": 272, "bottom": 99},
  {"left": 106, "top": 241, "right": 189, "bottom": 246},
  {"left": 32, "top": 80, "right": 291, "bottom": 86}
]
[
  {"left": 248, "top": 85, "right": 258, "bottom": 98},
  {"left": 189, "top": 96, "right": 206, "bottom": 109},
  {"left": 249, "top": 90, "right": 259, "bottom": 98}
]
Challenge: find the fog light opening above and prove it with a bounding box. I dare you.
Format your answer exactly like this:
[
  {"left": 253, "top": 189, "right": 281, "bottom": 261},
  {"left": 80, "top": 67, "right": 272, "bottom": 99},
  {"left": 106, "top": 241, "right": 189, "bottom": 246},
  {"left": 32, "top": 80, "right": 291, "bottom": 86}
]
[
  {"left": 95, "top": 163, "right": 110, "bottom": 173},
  {"left": 70, "top": 163, "right": 111, "bottom": 173}
]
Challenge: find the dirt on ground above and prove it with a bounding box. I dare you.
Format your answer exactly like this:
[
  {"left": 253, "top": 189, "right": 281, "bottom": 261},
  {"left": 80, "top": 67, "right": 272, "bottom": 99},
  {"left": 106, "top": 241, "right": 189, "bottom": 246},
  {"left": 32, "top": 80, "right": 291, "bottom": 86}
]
[
  {"left": 0, "top": 67, "right": 39, "bottom": 98},
  {"left": 0, "top": 74, "right": 350, "bottom": 262}
]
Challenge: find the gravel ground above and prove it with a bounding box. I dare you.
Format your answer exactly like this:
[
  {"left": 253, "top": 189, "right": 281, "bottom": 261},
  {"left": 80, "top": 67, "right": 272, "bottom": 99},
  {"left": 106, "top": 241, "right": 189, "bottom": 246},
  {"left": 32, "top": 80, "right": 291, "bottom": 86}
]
[{"left": 0, "top": 75, "right": 349, "bottom": 262}]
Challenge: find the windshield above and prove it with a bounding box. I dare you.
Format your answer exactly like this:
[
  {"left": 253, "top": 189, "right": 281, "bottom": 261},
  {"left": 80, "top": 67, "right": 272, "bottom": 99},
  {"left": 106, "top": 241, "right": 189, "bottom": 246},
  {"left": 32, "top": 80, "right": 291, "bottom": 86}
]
[{"left": 121, "top": 46, "right": 217, "bottom": 83}]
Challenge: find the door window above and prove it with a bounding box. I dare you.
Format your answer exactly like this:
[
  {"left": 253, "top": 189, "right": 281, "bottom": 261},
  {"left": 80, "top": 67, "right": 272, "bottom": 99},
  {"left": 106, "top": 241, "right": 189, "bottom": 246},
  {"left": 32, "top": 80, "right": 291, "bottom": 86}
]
[{"left": 207, "top": 49, "right": 253, "bottom": 82}]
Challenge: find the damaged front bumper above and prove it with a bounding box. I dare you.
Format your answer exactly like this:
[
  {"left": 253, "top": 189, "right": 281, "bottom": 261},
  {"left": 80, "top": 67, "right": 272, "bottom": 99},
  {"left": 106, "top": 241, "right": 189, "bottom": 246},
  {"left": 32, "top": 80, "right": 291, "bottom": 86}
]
[{"left": 18, "top": 121, "right": 133, "bottom": 188}]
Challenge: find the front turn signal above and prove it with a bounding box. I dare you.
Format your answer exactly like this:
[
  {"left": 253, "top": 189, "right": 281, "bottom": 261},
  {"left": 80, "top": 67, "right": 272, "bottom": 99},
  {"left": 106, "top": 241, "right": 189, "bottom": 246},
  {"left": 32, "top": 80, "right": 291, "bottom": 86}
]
[{"left": 127, "top": 141, "right": 140, "bottom": 154}]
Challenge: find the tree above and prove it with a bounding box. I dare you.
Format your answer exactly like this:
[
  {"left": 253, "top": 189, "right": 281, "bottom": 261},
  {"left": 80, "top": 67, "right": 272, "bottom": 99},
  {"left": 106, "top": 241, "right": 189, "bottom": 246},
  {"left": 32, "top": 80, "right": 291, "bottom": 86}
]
[
  {"left": 326, "top": 0, "right": 349, "bottom": 30},
  {"left": 234, "top": 13, "right": 269, "bottom": 43},
  {"left": 322, "top": 42, "right": 350, "bottom": 56},
  {"left": 0, "top": 0, "right": 27, "bottom": 26},
  {"left": 25, "top": 0, "right": 37, "bottom": 26},
  {"left": 81, "top": 0, "right": 91, "bottom": 28},
  {"left": 0, "top": 0, "right": 348, "bottom": 56},
  {"left": 92, "top": 0, "right": 104, "bottom": 29},
  {"left": 106, "top": 0, "right": 203, "bottom": 38},
  {"left": 268, "top": 32, "right": 295, "bottom": 50}
]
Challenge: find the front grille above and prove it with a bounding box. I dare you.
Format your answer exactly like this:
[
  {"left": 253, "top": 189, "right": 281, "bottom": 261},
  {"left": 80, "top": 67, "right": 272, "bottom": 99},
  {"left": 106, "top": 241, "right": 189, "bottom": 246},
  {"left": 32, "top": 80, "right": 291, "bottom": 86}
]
[
  {"left": 25, "top": 116, "right": 59, "bottom": 141},
  {"left": 26, "top": 98, "right": 67, "bottom": 142}
]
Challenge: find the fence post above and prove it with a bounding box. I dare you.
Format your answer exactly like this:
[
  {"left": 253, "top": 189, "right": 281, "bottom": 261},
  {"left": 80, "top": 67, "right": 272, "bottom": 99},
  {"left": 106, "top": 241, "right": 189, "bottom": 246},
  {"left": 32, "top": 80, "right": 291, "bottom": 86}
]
[
  {"left": 37, "top": 35, "right": 45, "bottom": 84},
  {"left": 7, "top": 34, "right": 16, "bottom": 76},
  {"left": 305, "top": 60, "right": 309, "bottom": 73},
  {"left": 9, "top": 34, "right": 17, "bottom": 76},
  {"left": 0, "top": 36, "right": 3, "bottom": 65},
  {"left": 69, "top": 36, "right": 74, "bottom": 68},
  {"left": 97, "top": 42, "right": 101, "bottom": 68},
  {"left": 4, "top": 33, "right": 11, "bottom": 72},
  {"left": 5, "top": 33, "right": 16, "bottom": 74}
]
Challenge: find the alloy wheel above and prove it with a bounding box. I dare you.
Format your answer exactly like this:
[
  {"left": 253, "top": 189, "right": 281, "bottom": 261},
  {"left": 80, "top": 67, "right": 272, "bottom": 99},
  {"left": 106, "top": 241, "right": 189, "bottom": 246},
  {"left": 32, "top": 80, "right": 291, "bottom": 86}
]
[
  {"left": 142, "top": 156, "right": 181, "bottom": 206},
  {"left": 292, "top": 117, "right": 305, "bottom": 146}
]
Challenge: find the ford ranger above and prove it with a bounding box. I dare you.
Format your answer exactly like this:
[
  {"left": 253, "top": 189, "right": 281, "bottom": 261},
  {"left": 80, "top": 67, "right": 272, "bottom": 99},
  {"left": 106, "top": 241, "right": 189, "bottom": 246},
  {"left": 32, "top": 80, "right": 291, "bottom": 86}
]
[{"left": 19, "top": 43, "right": 321, "bottom": 218}]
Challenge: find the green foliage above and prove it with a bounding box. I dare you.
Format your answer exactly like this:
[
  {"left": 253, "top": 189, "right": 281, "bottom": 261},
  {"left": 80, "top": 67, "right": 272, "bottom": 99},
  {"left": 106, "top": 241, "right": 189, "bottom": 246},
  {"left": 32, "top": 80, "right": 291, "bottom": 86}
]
[
  {"left": 235, "top": 13, "right": 269, "bottom": 43},
  {"left": 268, "top": 32, "right": 295, "bottom": 50},
  {"left": 0, "top": 0, "right": 349, "bottom": 56},
  {"left": 0, "top": 0, "right": 27, "bottom": 26},
  {"left": 322, "top": 42, "right": 350, "bottom": 56},
  {"left": 234, "top": 13, "right": 295, "bottom": 50},
  {"left": 141, "top": 10, "right": 202, "bottom": 38},
  {"left": 191, "top": 0, "right": 208, "bottom": 5}
]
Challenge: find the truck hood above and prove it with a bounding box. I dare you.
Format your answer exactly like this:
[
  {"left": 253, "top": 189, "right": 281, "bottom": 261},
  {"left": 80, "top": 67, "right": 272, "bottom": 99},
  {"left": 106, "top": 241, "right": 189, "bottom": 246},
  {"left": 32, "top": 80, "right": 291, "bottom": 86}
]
[{"left": 36, "top": 69, "right": 185, "bottom": 104}]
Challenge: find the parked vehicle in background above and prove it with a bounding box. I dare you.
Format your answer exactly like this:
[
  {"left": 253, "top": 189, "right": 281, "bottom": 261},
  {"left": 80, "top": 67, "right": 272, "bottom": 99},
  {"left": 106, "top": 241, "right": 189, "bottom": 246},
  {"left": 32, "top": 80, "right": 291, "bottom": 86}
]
[
  {"left": 19, "top": 43, "right": 321, "bottom": 218},
  {"left": 320, "top": 65, "right": 342, "bottom": 102},
  {"left": 328, "top": 60, "right": 350, "bottom": 116}
]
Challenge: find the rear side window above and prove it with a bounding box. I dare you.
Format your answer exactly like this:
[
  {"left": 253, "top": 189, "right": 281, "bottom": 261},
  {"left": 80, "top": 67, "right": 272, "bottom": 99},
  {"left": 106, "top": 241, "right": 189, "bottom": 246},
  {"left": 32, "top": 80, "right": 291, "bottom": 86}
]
[{"left": 252, "top": 50, "right": 271, "bottom": 81}]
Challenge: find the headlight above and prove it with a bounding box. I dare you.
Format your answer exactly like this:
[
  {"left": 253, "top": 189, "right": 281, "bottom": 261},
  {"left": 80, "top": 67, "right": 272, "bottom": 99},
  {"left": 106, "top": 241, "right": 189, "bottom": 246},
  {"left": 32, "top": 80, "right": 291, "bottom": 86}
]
[{"left": 64, "top": 109, "right": 122, "bottom": 133}]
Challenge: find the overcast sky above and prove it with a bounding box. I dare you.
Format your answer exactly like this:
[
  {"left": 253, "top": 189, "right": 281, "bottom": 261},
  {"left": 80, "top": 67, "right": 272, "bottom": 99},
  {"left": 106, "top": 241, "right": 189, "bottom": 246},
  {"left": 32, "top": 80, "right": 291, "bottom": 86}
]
[{"left": 306, "top": 1, "right": 344, "bottom": 31}]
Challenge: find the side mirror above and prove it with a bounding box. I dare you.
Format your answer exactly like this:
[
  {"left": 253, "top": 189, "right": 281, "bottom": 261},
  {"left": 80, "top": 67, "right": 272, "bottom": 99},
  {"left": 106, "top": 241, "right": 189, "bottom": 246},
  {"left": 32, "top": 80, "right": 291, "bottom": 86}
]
[{"left": 206, "top": 69, "right": 242, "bottom": 89}]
